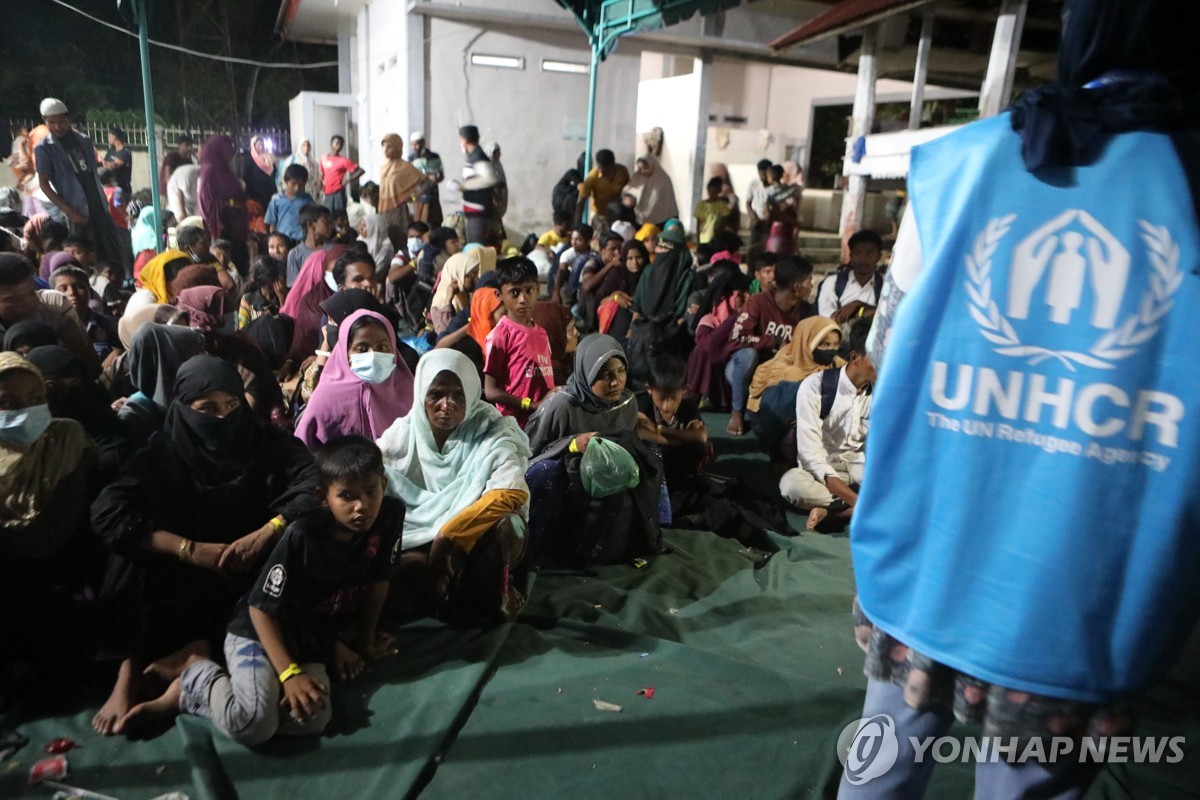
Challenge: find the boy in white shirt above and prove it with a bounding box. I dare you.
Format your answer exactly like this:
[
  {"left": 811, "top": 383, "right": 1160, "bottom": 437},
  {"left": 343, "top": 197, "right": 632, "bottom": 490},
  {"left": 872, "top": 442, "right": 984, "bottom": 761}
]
[{"left": 779, "top": 318, "right": 875, "bottom": 530}]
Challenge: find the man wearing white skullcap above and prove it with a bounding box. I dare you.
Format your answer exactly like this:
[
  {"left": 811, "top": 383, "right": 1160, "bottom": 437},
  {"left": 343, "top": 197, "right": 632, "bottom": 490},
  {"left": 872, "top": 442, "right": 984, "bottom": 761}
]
[
  {"left": 406, "top": 133, "right": 443, "bottom": 227},
  {"left": 33, "top": 98, "right": 130, "bottom": 269}
]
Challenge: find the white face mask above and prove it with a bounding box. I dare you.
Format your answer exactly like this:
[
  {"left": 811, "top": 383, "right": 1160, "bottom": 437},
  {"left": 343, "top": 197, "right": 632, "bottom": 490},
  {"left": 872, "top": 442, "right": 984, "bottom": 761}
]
[
  {"left": 0, "top": 403, "right": 52, "bottom": 448},
  {"left": 349, "top": 350, "right": 397, "bottom": 384},
  {"left": 324, "top": 271, "right": 338, "bottom": 292},
  {"left": 408, "top": 237, "right": 424, "bottom": 256}
]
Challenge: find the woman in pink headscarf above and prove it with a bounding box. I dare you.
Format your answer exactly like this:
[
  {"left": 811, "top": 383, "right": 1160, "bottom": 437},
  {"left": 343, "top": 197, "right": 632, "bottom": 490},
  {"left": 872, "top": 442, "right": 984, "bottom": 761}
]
[
  {"left": 293, "top": 308, "right": 413, "bottom": 451},
  {"left": 281, "top": 245, "right": 345, "bottom": 365}
]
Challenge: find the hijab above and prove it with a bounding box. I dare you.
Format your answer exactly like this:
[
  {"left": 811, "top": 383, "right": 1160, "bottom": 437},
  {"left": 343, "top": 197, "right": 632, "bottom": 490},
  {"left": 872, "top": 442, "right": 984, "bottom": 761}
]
[
  {"left": 431, "top": 250, "right": 484, "bottom": 311},
  {"left": 131, "top": 206, "right": 161, "bottom": 254},
  {"left": 198, "top": 135, "right": 245, "bottom": 239},
  {"left": 163, "top": 354, "right": 255, "bottom": 487},
  {"left": 138, "top": 248, "right": 189, "bottom": 304},
  {"left": 250, "top": 136, "right": 275, "bottom": 176},
  {"left": 466, "top": 286, "right": 503, "bottom": 349},
  {"left": 376, "top": 348, "right": 531, "bottom": 549},
  {"left": 631, "top": 245, "right": 694, "bottom": 323},
  {"left": 281, "top": 245, "right": 343, "bottom": 362},
  {"left": 27, "top": 345, "right": 120, "bottom": 436},
  {"left": 1010, "top": 0, "right": 1190, "bottom": 173},
  {"left": 294, "top": 309, "right": 413, "bottom": 450},
  {"left": 746, "top": 316, "right": 843, "bottom": 413},
  {"left": 378, "top": 135, "right": 424, "bottom": 214},
  {"left": 177, "top": 285, "right": 227, "bottom": 332},
  {"left": 3, "top": 320, "right": 58, "bottom": 353},
  {"left": 127, "top": 323, "right": 205, "bottom": 410},
  {"left": 563, "top": 333, "right": 633, "bottom": 415},
  {"left": 1, "top": 352, "right": 94, "bottom": 556}
]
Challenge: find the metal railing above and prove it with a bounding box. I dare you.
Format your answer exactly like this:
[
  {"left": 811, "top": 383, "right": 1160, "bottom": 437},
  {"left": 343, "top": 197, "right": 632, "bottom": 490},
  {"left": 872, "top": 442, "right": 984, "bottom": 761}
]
[{"left": 10, "top": 121, "right": 294, "bottom": 156}]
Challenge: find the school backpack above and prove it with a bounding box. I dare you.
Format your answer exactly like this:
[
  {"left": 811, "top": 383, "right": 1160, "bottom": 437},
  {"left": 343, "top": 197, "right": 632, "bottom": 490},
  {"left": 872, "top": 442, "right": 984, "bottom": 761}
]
[{"left": 820, "top": 266, "right": 884, "bottom": 309}]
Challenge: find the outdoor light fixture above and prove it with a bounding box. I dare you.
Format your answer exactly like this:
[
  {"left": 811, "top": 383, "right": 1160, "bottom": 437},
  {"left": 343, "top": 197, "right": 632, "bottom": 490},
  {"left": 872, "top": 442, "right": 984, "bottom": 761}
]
[
  {"left": 469, "top": 53, "right": 525, "bottom": 70},
  {"left": 542, "top": 60, "right": 589, "bottom": 75}
]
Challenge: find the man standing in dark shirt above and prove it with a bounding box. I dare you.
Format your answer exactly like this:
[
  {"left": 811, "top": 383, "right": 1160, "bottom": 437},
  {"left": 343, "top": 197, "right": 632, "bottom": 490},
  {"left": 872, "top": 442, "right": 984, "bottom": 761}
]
[
  {"left": 34, "top": 98, "right": 129, "bottom": 270},
  {"left": 104, "top": 127, "right": 133, "bottom": 198}
]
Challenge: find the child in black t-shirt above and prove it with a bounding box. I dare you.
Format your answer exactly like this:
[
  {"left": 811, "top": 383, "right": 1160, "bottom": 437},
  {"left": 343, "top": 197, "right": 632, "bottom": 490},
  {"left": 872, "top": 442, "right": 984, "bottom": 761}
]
[
  {"left": 636, "top": 355, "right": 709, "bottom": 488},
  {"left": 132, "top": 436, "right": 403, "bottom": 745}
]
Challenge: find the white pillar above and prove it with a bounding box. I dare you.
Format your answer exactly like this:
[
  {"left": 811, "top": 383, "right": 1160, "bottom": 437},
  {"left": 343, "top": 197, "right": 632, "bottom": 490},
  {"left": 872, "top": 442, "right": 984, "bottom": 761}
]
[
  {"left": 337, "top": 33, "right": 352, "bottom": 94},
  {"left": 404, "top": 5, "right": 428, "bottom": 144},
  {"left": 691, "top": 53, "right": 714, "bottom": 225},
  {"left": 978, "top": 0, "right": 1028, "bottom": 118},
  {"left": 909, "top": 8, "right": 934, "bottom": 130},
  {"left": 839, "top": 23, "right": 879, "bottom": 239}
]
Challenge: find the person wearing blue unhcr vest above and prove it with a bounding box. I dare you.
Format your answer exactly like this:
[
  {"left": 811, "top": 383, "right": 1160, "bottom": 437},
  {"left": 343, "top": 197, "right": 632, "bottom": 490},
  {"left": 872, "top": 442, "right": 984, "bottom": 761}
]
[{"left": 839, "top": 1, "right": 1199, "bottom": 797}]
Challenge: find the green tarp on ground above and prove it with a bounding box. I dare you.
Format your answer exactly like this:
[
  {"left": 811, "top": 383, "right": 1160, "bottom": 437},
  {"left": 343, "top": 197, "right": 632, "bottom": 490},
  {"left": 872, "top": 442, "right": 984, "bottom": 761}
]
[{"left": 2, "top": 413, "right": 1198, "bottom": 798}]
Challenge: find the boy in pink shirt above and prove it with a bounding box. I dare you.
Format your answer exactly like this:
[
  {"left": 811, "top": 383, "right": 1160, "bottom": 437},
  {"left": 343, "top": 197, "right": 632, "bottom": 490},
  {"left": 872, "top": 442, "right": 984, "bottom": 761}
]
[{"left": 484, "top": 257, "right": 555, "bottom": 428}]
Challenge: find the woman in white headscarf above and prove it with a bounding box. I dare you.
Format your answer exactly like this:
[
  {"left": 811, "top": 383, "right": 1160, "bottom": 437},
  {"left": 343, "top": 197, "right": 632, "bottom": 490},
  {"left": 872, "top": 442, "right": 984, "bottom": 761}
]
[
  {"left": 278, "top": 138, "right": 323, "bottom": 202},
  {"left": 378, "top": 349, "right": 531, "bottom": 623}
]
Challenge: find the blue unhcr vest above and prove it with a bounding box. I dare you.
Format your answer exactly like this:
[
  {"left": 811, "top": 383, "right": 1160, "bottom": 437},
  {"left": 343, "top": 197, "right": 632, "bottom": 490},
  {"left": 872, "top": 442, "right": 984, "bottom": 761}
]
[{"left": 851, "top": 113, "right": 1200, "bottom": 701}]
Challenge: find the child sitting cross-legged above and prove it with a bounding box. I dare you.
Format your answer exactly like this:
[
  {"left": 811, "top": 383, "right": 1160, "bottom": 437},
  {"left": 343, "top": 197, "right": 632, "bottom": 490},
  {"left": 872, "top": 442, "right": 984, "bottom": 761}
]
[
  {"left": 134, "top": 435, "right": 402, "bottom": 745},
  {"left": 636, "top": 354, "right": 709, "bottom": 495}
]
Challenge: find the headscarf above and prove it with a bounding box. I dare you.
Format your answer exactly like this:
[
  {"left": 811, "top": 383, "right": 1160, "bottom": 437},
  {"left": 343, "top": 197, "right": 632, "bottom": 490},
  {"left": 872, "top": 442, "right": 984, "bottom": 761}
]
[
  {"left": 171, "top": 264, "right": 221, "bottom": 295},
  {"left": 378, "top": 135, "right": 424, "bottom": 213},
  {"left": 281, "top": 245, "right": 343, "bottom": 362},
  {"left": 1, "top": 352, "right": 93, "bottom": 556},
  {"left": 631, "top": 246, "right": 694, "bottom": 323},
  {"left": 746, "top": 316, "right": 842, "bottom": 413},
  {"left": 137, "top": 248, "right": 189, "bottom": 303},
  {"left": 361, "top": 213, "right": 391, "bottom": 267},
  {"left": 250, "top": 136, "right": 275, "bottom": 177},
  {"left": 127, "top": 324, "right": 205, "bottom": 410},
  {"left": 294, "top": 309, "right": 413, "bottom": 450},
  {"left": 240, "top": 313, "right": 293, "bottom": 372},
  {"left": 118, "top": 303, "right": 182, "bottom": 350},
  {"left": 3, "top": 320, "right": 58, "bottom": 353},
  {"left": 27, "top": 345, "right": 120, "bottom": 436},
  {"left": 198, "top": 135, "right": 246, "bottom": 240},
  {"left": 163, "top": 354, "right": 256, "bottom": 487},
  {"left": 431, "top": 248, "right": 490, "bottom": 311},
  {"left": 466, "top": 286, "right": 503, "bottom": 349},
  {"left": 177, "top": 285, "right": 227, "bottom": 332},
  {"left": 39, "top": 251, "right": 79, "bottom": 282},
  {"left": 1010, "top": 0, "right": 1189, "bottom": 173},
  {"left": 377, "top": 348, "right": 531, "bottom": 549},
  {"left": 563, "top": 333, "right": 633, "bottom": 415},
  {"left": 281, "top": 138, "right": 322, "bottom": 198},
  {"left": 131, "top": 206, "right": 161, "bottom": 254}
]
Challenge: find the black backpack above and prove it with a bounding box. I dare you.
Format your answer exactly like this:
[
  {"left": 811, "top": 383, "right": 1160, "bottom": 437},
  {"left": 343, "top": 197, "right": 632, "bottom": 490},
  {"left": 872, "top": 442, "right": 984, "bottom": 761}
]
[{"left": 822, "top": 266, "right": 884, "bottom": 309}]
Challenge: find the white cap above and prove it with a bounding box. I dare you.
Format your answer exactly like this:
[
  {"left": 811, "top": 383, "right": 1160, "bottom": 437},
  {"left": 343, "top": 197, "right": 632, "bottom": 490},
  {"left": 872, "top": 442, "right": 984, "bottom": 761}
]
[
  {"left": 409, "top": 131, "right": 425, "bottom": 142},
  {"left": 40, "top": 97, "right": 69, "bottom": 117}
]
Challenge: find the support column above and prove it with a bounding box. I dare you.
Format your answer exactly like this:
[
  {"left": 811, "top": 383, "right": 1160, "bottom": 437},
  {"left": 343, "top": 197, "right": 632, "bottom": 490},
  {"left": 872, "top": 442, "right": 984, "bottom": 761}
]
[
  {"left": 337, "top": 33, "right": 352, "bottom": 94},
  {"left": 690, "top": 53, "right": 714, "bottom": 224},
  {"left": 404, "top": 2, "right": 428, "bottom": 144},
  {"left": 839, "top": 24, "right": 879, "bottom": 240},
  {"left": 909, "top": 8, "right": 934, "bottom": 130},
  {"left": 978, "top": 0, "right": 1028, "bottom": 118}
]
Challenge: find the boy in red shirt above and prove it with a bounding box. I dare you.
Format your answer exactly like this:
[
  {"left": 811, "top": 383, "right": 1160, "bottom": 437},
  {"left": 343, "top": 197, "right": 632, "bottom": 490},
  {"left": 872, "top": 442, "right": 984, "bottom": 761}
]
[
  {"left": 320, "top": 135, "right": 363, "bottom": 214},
  {"left": 725, "top": 255, "right": 813, "bottom": 435},
  {"left": 484, "top": 256, "right": 555, "bottom": 428}
]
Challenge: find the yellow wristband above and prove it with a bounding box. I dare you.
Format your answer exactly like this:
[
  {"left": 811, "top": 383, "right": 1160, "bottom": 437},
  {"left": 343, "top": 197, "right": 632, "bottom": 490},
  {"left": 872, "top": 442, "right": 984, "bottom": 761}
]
[
  {"left": 279, "top": 663, "right": 304, "bottom": 684},
  {"left": 269, "top": 515, "right": 286, "bottom": 534},
  {"left": 569, "top": 437, "right": 580, "bottom": 454},
  {"left": 520, "top": 397, "right": 532, "bottom": 411},
  {"left": 611, "top": 293, "right": 619, "bottom": 302}
]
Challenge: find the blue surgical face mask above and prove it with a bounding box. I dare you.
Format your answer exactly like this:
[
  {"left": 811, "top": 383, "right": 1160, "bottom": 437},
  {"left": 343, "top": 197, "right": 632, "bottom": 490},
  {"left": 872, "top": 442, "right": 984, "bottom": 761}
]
[
  {"left": 0, "top": 403, "right": 52, "bottom": 448},
  {"left": 408, "top": 237, "right": 424, "bottom": 256},
  {"left": 349, "top": 350, "right": 397, "bottom": 384}
]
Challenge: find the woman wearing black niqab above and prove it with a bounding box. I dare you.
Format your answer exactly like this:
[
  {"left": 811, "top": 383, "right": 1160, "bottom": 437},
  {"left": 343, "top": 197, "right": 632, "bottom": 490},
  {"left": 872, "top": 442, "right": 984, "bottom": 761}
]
[{"left": 89, "top": 354, "right": 319, "bottom": 735}]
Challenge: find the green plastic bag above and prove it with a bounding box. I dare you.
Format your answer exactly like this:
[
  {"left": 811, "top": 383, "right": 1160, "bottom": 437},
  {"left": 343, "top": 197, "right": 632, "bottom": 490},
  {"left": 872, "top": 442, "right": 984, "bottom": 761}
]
[{"left": 580, "top": 436, "right": 640, "bottom": 498}]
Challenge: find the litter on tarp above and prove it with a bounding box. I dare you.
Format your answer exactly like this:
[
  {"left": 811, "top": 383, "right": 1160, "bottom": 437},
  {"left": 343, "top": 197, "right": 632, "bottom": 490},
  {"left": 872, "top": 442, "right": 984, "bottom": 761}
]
[
  {"left": 47, "top": 783, "right": 121, "bottom": 800},
  {"left": 592, "top": 700, "right": 623, "bottom": 713},
  {"left": 639, "top": 652, "right": 650, "bottom": 658},
  {"left": 29, "top": 755, "right": 68, "bottom": 784},
  {"left": 636, "top": 688, "right": 655, "bottom": 699},
  {"left": 45, "top": 738, "right": 78, "bottom": 755},
  {"left": 149, "top": 793, "right": 191, "bottom": 800}
]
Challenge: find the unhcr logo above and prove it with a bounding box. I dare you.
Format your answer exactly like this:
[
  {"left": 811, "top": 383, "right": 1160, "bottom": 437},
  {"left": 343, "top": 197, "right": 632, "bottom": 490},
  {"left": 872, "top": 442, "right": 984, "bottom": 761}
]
[{"left": 964, "top": 212, "right": 1181, "bottom": 371}]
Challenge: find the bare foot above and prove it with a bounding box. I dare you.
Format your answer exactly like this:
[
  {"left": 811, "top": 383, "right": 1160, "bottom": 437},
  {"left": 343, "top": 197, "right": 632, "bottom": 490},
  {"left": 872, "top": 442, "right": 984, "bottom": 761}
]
[
  {"left": 806, "top": 507, "right": 828, "bottom": 531},
  {"left": 726, "top": 410, "right": 745, "bottom": 436},
  {"left": 93, "top": 658, "right": 139, "bottom": 736},
  {"left": 116, "top": 677, "right": 182, "bottom": 735},
  {"left": 143, "top": 640, "right": 211, "bottom": 684}
]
